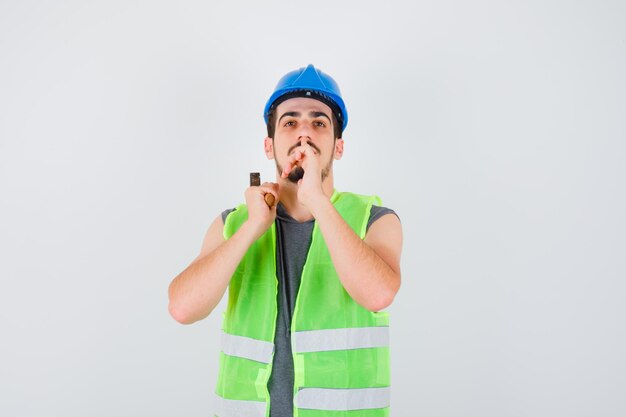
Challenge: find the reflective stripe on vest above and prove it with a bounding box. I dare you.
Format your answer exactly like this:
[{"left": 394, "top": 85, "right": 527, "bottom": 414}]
[
  {"left": 221, "top": 331, "right": 274, "bottom": 364},
  {"left": 214, "top": 396, "right": 266, "bottom": 417},
  {"left": 296, "top": 387, "right": 390, "bottom": 411},
  {"left": 294, "top": 326, "right": 389, "bottom": 353}
]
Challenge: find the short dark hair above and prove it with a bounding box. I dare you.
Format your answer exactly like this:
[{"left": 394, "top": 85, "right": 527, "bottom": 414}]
[{"left": 266, "top": 99, "right": 343, "bottom": 140}]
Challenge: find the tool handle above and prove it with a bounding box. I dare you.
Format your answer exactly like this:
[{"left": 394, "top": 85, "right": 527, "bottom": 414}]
[{"left": 249, "top": 172, "right": 275, "bottom": 207}]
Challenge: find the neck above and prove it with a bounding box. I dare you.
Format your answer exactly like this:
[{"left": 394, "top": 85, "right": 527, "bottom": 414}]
[{"left": 276, "top": 173, "right": 335, "bottom": 222}]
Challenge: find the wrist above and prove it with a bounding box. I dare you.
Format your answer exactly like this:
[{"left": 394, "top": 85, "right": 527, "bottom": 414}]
[
  {"left": 240, "top": 219, "right": 267, "bottom": 242},
  {"left": 308, "top": 194, "right": 333, "bottom": 219}
]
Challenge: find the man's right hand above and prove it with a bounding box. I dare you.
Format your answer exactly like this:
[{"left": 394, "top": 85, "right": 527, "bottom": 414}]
[{"left": 244, "top": 182, "right": 280, "bottom": 239}]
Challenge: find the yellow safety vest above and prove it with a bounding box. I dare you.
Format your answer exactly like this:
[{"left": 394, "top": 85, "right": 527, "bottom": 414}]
[{"left": 215, "top": 190, "right": 391, "bottom": 417}]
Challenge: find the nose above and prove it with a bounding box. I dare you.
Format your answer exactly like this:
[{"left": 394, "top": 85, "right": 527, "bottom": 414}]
[
  {"left": 298, "top": 135, "right": 311, "bottom": 146},
  {"left": 296, "top": 121, "right": 313, "bottom": 137}
]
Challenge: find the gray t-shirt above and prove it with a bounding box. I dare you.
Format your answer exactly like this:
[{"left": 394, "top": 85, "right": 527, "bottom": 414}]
[{"left": 221, "top": 203, "right": 398, "bottom": 417}]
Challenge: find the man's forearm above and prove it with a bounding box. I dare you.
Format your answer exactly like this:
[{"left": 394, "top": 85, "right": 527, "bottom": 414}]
[
  {"left": 309, "top": 198, "right": 401, "bottom": 312},
  {"left": 168, "top": 222, "right": 258, "bottom": 324}
]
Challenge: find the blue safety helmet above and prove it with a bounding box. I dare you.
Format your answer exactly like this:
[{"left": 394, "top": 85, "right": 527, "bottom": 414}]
[{"left": 263, "top": 64, "right": 348, "bottom": 132}]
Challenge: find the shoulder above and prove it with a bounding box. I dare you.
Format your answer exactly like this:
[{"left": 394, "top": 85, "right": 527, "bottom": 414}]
[
  {"left": 221, "top": 207, "right": 237, "bottom": 224},
  {"left": 222, "top": 203, "right": 250, "bottom": 238},
  {"left": 192, "top": 212, "right": 227, "bottom": 263},
  {"left": 367, "top": 205, "right": 400, "bottom": 231}
]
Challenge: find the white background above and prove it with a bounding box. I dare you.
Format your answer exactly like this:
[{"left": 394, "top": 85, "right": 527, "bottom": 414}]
[{"left": 1, "top": 1, "right": 625, "bottom": 416}]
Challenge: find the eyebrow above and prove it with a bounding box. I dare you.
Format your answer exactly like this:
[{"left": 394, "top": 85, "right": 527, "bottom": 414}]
[
  {"left": 278, "top": 111, "right": 332, "bottom": 124},
  {"left": 310, "top": 111, "right": 331, "bottom": 122}
]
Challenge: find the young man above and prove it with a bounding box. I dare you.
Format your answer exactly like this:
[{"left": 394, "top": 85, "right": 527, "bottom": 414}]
[{"left": 168, "top": 64, "right": 402, "bottom": 417}]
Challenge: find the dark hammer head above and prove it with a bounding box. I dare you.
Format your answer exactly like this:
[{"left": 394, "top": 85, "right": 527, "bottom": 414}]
[
  {"left": 249, "top": 172, "right": 275, "bottom": 207},
  {"left": 250, "top": 172, "right": 261, "bottom": 187}
]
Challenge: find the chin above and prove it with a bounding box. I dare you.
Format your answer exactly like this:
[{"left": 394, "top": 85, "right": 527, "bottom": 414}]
[{"left": 287, "top": 167, "right": 305, "bottom": 183}]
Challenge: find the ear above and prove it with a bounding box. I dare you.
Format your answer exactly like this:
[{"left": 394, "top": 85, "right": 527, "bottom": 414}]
[
  {"left": 264, "top": 137, "right": 275, "bottom": 160},
  {"left": 334, "top": 138, "right": 344, "bottom": 160}
]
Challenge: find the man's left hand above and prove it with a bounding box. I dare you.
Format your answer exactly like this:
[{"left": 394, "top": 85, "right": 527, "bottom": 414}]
[{"left": 280, "top": 141, "right": 326, "bottom": 210}]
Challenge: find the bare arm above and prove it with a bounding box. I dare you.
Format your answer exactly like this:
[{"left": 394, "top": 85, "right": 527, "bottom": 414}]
[
  {"left": 167, "top": 215, "right": 255, "bottom": 324},
  {"left": 311, "top": 200, "right": 402, "bottom": 312},
  {"left": 167, "top": 183, "right": 280, "bottom": 324}
]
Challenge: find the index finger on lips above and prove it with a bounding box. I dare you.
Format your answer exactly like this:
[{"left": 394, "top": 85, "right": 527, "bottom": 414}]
[
  {"left": 286, "top": 150, "right": 304, "bottom": 166},
  {"left": 282, "top": 155, "right": 300, "bottom": 177},
  {"left": 294, "top": 142, "right": 318, "bottom": 156}
]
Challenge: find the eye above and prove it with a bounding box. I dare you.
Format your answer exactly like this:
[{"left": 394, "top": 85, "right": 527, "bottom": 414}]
[
  {"left": 314, "top": 121, "right": 326, "bottom": 127},
  {"left": 284, "top": 121, "right": 296, "bottom": 127}
]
